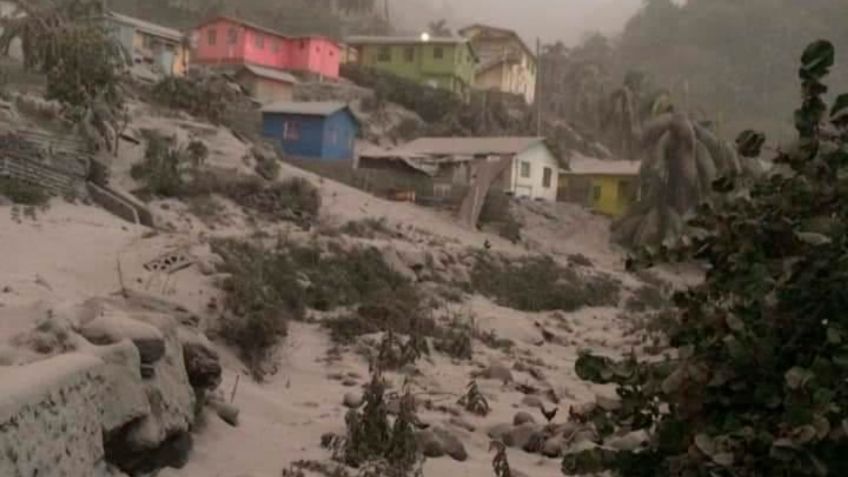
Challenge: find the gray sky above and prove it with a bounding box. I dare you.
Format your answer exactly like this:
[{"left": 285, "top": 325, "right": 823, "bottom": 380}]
[{"left": 393, "top": 0, "right": 643, "bottom": 45}]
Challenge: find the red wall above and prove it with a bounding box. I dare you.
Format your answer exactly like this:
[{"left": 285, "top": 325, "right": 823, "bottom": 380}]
[{"left": 192, "top": 18, "right": 340, "bottom": 78}]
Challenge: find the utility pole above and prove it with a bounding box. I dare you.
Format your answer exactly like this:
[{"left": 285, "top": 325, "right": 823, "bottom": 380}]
[{"left": 535, "top": 37, "right": 542, "bottom": 137}]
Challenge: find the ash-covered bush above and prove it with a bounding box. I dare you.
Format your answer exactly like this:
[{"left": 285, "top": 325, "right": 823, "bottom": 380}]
[{"left": 564, "top": 41, "right": 848, "bottom": 477}]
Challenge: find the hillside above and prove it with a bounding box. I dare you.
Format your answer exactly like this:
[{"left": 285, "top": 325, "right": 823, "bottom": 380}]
[{"left": 0, "top": 40, "right": 684, "bottom": 477}]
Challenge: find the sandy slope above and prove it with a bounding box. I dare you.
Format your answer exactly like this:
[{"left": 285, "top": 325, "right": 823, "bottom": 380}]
[{"left": 0, "top": 102, "right": 674, "bottom": 476}]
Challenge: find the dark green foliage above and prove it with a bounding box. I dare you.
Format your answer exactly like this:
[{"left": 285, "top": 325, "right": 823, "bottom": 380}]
[
  {"left": 130, "top": 133, "right": 190, "bottom": 197},
  {"left": 0, "top": 177, "right": 50, "bottom": 206},
  {"left": 0, "top": 1, "right": 127, "bottom": 151},
  {"left": 471, "top": 254, "right": 621, "bottom": 312},
  {"left": 457, "top": 380, "right": 490, "bottom": 416},
  {"left": 254, "top": 154, "right": 280, "bottom": 181},
  {"left": 433, "top": 316, "right": 473, "bottom": 361},
  {"left": 152, "top": 75, "right": 237, "bottom": 125},
  {"left": 341, "top": 64, "right": 462, "bottom": 123},
  {"left": 340, "top": 218, "right": 397, "bottom": 239},
  {"left": 565, "top": 41, "right": 848, "bottom": 477},
  {"left": 375, "top": 330, "right": 428, "bottom": 370}
]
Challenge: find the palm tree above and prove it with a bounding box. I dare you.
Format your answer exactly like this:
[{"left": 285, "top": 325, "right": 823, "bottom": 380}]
[
  {"left": 428, "top": 19, "right": 451, "bottom": 38},
  {"left": 612, "top": 112, "right": 762, "bottom": 247}
]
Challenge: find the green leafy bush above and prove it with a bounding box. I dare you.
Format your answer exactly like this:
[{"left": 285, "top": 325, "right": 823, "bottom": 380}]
[
  {"left": 0, "top": 177, "right": 50, "bottom": 206},
  {"left": 564, "top": 41, "right": 848, "bottom": 477},
  {"left": 471, "top": 254, "right": 621, "bottom": 312}
]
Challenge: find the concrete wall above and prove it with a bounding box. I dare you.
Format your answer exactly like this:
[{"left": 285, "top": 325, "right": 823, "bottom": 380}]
[{"left": 506, "top": 143, "right": 559, "bottom": 201}]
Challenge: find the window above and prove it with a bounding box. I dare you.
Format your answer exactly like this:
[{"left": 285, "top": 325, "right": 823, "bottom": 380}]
[
  {"left": 592, "top": 184, "right": 602, "bottom": 202},
  {"left": 404, "top": 46, "right": 414, "bottom": 62},
  {"left": 255, "top": 33, "right": 264, "bottom": 49},
  {"left": 520, "top": 161, "right": 531, "bottom": 178},
  {"left": 542, "top": 167, "right": 553, "bottom": 188},
  {"left": 207, "top": 29, "right": 217, "bottom": 45},
  {"left": 227, "top": 27, "right": 238, "bottom": 45},
  {"left": 378, "top": 46, "right": 391, "bottom": 62},
  {"left": 433, "top": 46, "right": 444, "bottom": 59},
  {"left": 283, "top": 121, "right": 301, "bottom": 141}
]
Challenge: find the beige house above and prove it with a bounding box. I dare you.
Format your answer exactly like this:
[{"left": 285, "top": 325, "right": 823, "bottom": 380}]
[
  {"left": 459, "top": 24, "right": 537, "bottom": 104},
  {"left": 105, "top": 12, "right": 190, "bottom": 77},
  {"left": 233, "top": 65, "right": 298, "bottom": 104}
]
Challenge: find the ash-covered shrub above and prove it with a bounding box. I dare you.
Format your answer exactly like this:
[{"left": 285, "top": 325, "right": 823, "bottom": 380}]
[{"left": 470, "top": 254, "right": 620, "bottom": 312}]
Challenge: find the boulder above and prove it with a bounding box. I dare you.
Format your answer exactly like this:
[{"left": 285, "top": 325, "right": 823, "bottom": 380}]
[
  {"left": 343, "top": 392, "right": 363, "bottom": 409},
  {"left": 504, "top": 423, "right": 543, "bottom": 449},
  {"left": 521, "top": 395, "right": 543, "bottom": 409},
  {"left": 416, "top": 427, "right": 467, "bottom": 462},
  {"left": 481, "top": 361, "right": 513, "bottom": 383},
  {"left": 542, "top": 436, "right": 564, "bottom": 458},
  {"left": 513, "top": 411, "right": 536, "bottom": 426},
  {"left": 134, "top": 338, "right": 166, "bottom": 365},
  {"left": 486, "top": 423, "right": 513, "bottom": 441},
  {"left": 182, "top": 342, "right": 222, "bottom": 390}
]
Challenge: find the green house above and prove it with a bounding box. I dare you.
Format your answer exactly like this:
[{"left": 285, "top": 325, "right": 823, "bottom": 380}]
[{"left": 345, "top": 35, "right": 477, "bottom": 99}]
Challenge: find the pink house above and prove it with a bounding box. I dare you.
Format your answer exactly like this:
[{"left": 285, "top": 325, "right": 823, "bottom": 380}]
[{"left": 191, "top": 16, "right": 340, "bottom": 79}]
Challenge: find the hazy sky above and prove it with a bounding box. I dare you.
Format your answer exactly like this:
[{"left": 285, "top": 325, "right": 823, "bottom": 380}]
[{"left": 394, "top": 0, "right": 643, "bottom": 45}]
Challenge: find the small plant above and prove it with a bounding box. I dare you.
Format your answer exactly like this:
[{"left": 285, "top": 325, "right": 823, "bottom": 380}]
[
  {"left": 490, "top": 441, "right": 513, "bottom": 477},
  {"left": 340, "top": 218, "right": 396, "bottom": 239},
  {"left": 434, "top": 316, "right": 473, "bottom": 360},
  {"left": 255, "top": 154, "right": 280, "bottom": 181},
  {"left": 0, "top": 177, "right": 50, "bottom": 206},
  {"left": 130, "top": 133, "right": 198, "bottom": 197},
  {"left": 458, "top": 380, "right": 490, "bottom": 416},
  {"left": 375, "top": 330, "right": 427, "bottom": 370},
  {"left": 471, "top": 254, "right": 621, "bottom": 312},
  {"left": 339, "top": 372, "right": 423, "bottom": 475}
]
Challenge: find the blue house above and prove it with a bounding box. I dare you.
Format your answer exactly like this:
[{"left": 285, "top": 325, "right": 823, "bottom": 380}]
[{"left": 260, "top": 101, "right": 359, "bottom": 161}]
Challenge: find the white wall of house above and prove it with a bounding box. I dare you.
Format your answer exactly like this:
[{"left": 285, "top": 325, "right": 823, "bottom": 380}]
[
  {"left": 0, "top": 1, "right": 24, "bottom": 61},
  {"left": 504, "top": 143, "right": 559, "bottom": 201}
]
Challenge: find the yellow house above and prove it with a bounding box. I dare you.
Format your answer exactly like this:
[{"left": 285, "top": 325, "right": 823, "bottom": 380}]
[
  {"left": 558, "top": 156, "right": 641, "bottom": 217},
  {"left": 459, "top": 24, "right": 537, "bottom": 104},
  {"left": 106, "top": 12, "right": 190, "bottom": 77}
]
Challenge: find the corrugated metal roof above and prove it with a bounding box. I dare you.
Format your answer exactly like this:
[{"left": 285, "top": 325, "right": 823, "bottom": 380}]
[
  {"left": 345, "top": 35, "right": 469, "bottom": 46},
  {"left": 393, "top": 137, "right": 546, "bottom": 157},
  {"left": 242, "top": 65, "right": 298, "bottom": 84},
  {"left": 107, "top": 12, "right": 184, "bottom": 42},
  {"left": 566, "top": 155, "right": 641, "bottom": 176},
  {"left": 261, "top": 101, "right": 349, "bottom": 116}
]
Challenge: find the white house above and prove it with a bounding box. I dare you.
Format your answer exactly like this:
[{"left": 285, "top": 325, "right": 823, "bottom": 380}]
[
  {"left": 358, "top": 136, "right": 560, "bottom": 202},
  {"left": 0, "top": 0, "right": 24, "bottom": 61}
]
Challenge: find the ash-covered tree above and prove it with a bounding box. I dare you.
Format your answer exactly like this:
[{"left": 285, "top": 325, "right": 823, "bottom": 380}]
[
  {"left": 0, "top": 0, "right": 128, "bottom": 151},
  {"left": 564, "top": 40, "right": 848, "bottom": 477}
]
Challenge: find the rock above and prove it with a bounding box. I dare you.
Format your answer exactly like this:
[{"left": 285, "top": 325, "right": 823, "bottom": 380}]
[
  {"left": 208, "top": 398, "right": 240, "bottom": 427},
  {"left": 513, "top": 411, "right": 536, "bottom": 426},
  {"left": 487, "top": 423, "right": 514, "bottom": 441},
  {"left": 504, "top": 423, "right": 543, "bottom": 449},
  {"left": 417, "top": 427, "right": 467, "bottom": 462},
  {"left": 481, "top": 361, "right": 514, "bottom": 383},
  {"left": 134, "top": 338, "right": 166, "bottom": 364},
  {"left": 182, "top": 342, "right": 222, "bottom": 390},
  {"left": 542, "top": 436, "right": 564, "bottom": 458},
  {"left": 521, "top": 395, "right": 543, "bottom": 409},
  {"left": 343, "top": 392, "right": 363, "bottom": 409},
  {"left": 433, "top": 427, "right": 468, "bottom": 462},
  {"left": 341, "top": 378, "right": 358, "bottom": 387},
  {"left": 448, "top": 416, "right": 476, "bottom": 433}
]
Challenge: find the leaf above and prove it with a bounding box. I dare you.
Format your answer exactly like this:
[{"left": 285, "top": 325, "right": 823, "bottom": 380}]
[
  {"left": 785, "top": 367, "right": 814, "bottom": 390},
  {"left": 800, "top": 40, "right": 835, "bottom": 79},
  {"left": 736, "top": 130, "right": 766, "bottom": 158},
  {"left": 796, "top": 232, "right": 831, "bottom": 246},
  {"left": 713, "top": 452, "right": 735, "bottom": 467},
  {"left": 830, "top": 94, "right": 848, "bottom": 123},
  {"left": 694, "top": 433, "right": 716, "bottom": 456},
  {"left": 827, "top": 326, "right": 842, "bottom": 345},
  {"left": 726, "top": 315, "right": 745, "bottom": 333}
]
